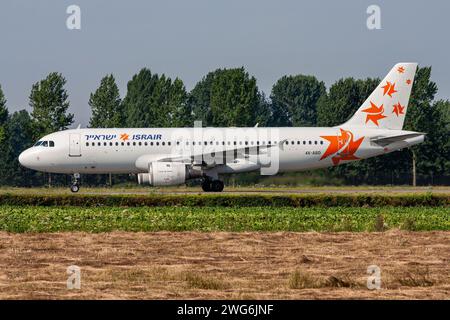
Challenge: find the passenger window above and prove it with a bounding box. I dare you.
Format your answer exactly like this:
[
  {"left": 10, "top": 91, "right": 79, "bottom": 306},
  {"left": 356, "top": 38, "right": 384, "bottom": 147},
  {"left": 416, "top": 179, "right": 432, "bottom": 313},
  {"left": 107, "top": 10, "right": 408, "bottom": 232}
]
[
  {"left": 144, "top": 142, "right": 148, "bottom": 146},
  {"left": 314, "top": 141, "right": 317, "bottom": 145},
  {"left": 138, "top": 142, "right": 142, "bottom": 146},
  {"left": 162, "top": 142, "right": 165, "bottom": 146},
  {"left": 97, "top": 142, "right": 101, "bottom": 146},
  {"left": 127, "top": 142, "right": 130, "bottom": 146},
  {"left": 121, "top": 142, "right": 124, "bottom": 146},
  {"left": 115, "top": 142, "right": 119, "bottom": 146},
  {"left": 133, "top": 142, "right": 136, "bottom": 146},
  {"left": 86, "top": 142, "right": 89, "bottom": 147},
  {"left": 156, "top": 142, "right": 160, "bottom": 146},
  {"left": 320, "top": 141, "right": 324, "bottom": 145},
  {"left": 104, "top": 142, "right": 107, "bottom": 146},
  {"left": 309, "top": 141, "right": 312, "bottom": 145}
]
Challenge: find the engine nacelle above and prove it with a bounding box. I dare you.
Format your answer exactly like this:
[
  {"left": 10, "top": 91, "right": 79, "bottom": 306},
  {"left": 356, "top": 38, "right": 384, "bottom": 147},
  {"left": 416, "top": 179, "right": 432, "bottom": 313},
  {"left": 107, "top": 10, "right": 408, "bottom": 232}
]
[{"left": 137, "top": 162, "right": 187, "bottom": 186}]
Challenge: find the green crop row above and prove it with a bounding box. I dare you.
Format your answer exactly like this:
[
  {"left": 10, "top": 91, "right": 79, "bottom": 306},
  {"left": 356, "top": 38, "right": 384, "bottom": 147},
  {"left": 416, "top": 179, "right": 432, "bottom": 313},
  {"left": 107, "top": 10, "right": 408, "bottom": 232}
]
[
  {"left": 0, "top": 193, "right": 447, "bottom": 207},
  {"left": 0, "top": 205, "right": 448, "bottom": 233}
]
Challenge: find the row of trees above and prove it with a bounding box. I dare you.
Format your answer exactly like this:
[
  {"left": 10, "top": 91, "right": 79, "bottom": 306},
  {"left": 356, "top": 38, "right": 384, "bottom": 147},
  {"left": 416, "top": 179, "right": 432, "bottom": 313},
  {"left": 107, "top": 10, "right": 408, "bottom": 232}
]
[{"left": 0, "top": 65, "right": 448, "bottom": 186}]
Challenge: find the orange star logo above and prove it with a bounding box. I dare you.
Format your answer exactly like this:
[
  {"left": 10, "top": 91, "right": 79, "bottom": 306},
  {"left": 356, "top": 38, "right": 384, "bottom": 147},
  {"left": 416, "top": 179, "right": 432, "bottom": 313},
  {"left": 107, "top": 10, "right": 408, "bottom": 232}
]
[
  {"left": 120, "top": 133, "right": 129, "bottom": 141},
  {"left": 397, "top": 66, "right": 405, "bottom": 73},
  {"left": 406, "top": 79, "right": 412, "bottom": 85},
  {"left": 320, "top": 129, "right": 364, "bottom": 165},
  {"left": 381, "top": 81, "right": 397, "bottom": 97},
  {"left": 392, "top": 102, "right": 405, "bottom": 116},
  {"left": 362, "top": 101, "right": 387, "bottom": 126}
]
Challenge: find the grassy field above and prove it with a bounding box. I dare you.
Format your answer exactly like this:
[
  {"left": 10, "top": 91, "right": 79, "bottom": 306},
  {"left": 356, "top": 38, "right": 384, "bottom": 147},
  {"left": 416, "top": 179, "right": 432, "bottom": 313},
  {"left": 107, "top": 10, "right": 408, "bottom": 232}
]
[
  {"left": 0, "top": 205, "right": 448, "bottom": 232},
  {"left": 0, "top": 188, "right": 448, "bottom": 299}
]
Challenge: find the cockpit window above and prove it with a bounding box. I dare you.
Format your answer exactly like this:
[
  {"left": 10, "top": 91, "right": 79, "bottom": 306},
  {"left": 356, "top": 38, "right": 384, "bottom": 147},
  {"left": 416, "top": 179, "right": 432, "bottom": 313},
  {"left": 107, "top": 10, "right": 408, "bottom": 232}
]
[{"left": 33, "top": 140, "right": 54, "bottom": 147}]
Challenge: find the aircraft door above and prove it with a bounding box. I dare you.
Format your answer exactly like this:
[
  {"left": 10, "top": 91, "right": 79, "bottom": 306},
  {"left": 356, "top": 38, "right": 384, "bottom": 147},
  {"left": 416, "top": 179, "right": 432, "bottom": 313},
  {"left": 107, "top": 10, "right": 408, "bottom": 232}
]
[{"left": 69, "top": 133, "right": 81, "bottom": 157}]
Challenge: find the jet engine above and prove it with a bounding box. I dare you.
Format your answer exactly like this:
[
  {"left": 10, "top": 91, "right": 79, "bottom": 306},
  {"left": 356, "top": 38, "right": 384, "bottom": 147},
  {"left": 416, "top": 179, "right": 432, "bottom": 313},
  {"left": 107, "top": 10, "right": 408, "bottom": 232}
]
[{"left": 137, "top": 162, "right": 202, "bottom": 186}]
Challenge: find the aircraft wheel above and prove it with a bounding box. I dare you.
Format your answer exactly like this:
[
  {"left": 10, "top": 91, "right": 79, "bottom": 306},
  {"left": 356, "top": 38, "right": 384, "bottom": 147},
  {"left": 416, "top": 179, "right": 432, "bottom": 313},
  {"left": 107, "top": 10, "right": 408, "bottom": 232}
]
[
  {"left": 70, "top": 184, "right": 80, "bottom": 193},
  {"left": 211, "top": 180, "right": 224, "bottom": 192},
  {"left": 201, "top": 180, "right": 212, "bottom": 192}
]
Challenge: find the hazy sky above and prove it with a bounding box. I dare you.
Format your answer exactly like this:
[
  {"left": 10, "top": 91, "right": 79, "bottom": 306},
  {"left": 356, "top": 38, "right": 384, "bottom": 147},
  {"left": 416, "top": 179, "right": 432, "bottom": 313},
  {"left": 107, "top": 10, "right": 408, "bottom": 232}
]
[{"left": 0, "top": 0, "right": 449, "bottom": 126}]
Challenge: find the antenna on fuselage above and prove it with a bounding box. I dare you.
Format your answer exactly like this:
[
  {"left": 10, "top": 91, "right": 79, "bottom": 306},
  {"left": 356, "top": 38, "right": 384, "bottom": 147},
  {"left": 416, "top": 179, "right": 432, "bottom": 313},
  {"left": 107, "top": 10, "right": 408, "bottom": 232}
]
[{"left": 76, "top": 124, "right": 81, "bottom": 130}]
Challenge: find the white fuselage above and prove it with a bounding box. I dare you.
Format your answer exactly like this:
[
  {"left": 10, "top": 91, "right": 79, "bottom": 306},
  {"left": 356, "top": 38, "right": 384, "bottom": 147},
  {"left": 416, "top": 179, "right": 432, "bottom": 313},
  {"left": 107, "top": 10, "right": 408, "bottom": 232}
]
[{"left": 18, "top": 126, "right": 424, "bottom": 178}]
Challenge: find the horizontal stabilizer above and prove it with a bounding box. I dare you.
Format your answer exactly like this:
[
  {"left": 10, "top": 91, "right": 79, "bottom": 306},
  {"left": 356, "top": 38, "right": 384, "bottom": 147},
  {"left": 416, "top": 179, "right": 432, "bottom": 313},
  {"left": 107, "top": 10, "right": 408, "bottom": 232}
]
[{"left": 371, "top": 133, "right": 425, "bottom": 147}]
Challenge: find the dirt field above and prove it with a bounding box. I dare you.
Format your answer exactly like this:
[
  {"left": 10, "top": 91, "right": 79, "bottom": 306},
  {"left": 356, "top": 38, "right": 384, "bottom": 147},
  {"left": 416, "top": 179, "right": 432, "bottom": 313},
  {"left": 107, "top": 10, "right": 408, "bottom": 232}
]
[{"left": 0, "top": 231, "right": 448, "bottom": 299}]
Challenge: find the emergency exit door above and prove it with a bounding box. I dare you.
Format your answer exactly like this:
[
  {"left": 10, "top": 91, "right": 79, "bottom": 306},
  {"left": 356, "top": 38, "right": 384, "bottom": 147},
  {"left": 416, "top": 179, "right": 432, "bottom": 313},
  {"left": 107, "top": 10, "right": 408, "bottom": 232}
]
[{"left": 69, "top": 133, "right": 81, "bottom": 157}]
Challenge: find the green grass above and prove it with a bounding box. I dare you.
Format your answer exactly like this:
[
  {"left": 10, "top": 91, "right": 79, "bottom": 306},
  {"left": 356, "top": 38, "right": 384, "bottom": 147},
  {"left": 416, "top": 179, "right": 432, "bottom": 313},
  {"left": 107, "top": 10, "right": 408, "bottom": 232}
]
[
  {"left": 0, "top": 205, "right": 447, "bottom": 233},
  {"left": 0, "top": 193, "right": 447, "bottom": 207}
]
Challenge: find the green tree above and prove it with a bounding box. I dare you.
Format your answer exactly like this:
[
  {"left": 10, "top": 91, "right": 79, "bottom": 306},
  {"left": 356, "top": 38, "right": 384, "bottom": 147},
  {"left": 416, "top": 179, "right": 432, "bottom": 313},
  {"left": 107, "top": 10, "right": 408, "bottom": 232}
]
[
  {"left": 0, "top": 85, "right": 8, "bottom": 141},
  {"left": 404, "top": 67, "right": 448, "bottom": 182},
  {"left": 0, "top": 85, "right": 10, "bottom": 184},
  {"left": 190, "top": 67, "right": 269, "bottom": 127},
  {"left": 316, "top": 77, "right": 379, "bottom": 126},
  {"left": 434, "top": 100, "right": 450, "bottom": 175},
  {"left": 89, "top": 74, "right": 123, "bottom": 128},
  {"left": 5, "top": 110, "right": 40, "bottom": 186},
  {"left": 29, "top": 72, "right": 74, "bottom": 138},
  {"left": 123, "top": 68, "right": 190, "bottom": 127},
  {"left": 270, "top": 75, "right": 325, "bottom": 126}
]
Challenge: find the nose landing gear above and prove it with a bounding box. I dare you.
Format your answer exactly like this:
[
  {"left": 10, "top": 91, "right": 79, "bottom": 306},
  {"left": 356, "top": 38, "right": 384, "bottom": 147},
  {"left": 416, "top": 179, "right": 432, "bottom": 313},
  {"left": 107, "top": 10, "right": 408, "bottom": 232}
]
[{"left": 70, "top": 173, "right": 80, "bottom": 193}]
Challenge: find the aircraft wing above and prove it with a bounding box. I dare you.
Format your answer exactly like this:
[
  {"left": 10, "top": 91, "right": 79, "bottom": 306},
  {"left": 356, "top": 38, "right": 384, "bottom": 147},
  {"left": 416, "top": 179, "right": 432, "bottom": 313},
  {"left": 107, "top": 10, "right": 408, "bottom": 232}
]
[{"left": 135, "top": 142, "right": 284, "bottom": 170}]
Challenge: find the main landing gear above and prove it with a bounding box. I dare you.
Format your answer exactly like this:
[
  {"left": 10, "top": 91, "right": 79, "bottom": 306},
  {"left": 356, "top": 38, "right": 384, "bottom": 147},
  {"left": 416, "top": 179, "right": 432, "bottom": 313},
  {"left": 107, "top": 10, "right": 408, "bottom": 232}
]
[
  {"left": 201, "top": 178, "right": 224, "bottom": 192},
  {"left": 70, "top": 173, "right": 80, "bottom": 193}
]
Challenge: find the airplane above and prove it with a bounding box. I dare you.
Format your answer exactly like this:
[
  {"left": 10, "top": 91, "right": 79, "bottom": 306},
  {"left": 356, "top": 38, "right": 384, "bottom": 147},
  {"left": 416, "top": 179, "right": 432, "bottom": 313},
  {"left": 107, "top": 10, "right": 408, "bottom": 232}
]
[{"left": 19, "top": 63, "right": 424, "bottom": 193}]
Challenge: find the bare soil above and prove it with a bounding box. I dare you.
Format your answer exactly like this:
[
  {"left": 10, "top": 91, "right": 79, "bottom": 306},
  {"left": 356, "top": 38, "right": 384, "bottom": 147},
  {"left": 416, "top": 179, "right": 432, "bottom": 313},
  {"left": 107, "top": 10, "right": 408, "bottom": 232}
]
[{"left": 0, "top": 231, "right": 448, "bottom": 299}]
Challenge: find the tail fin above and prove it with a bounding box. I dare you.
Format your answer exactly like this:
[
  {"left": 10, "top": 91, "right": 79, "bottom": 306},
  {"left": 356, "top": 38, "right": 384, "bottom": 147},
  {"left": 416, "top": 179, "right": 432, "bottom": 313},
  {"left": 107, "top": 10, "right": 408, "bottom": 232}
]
[{"left": 343, "top": 63, "right": 417, "bottom": 130}]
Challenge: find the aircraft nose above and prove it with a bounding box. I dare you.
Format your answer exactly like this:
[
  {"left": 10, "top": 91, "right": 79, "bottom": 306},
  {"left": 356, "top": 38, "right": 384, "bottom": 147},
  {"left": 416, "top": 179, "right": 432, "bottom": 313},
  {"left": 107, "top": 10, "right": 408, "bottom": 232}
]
[{"left": 18, "top": 149, "right": 33, "bottom": 169}]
